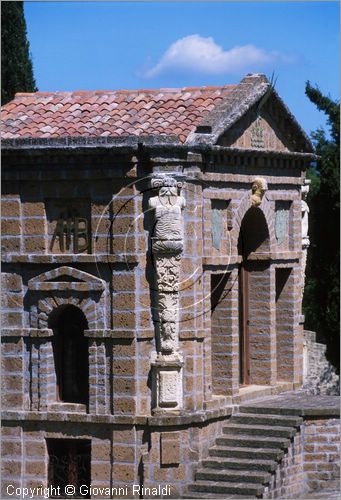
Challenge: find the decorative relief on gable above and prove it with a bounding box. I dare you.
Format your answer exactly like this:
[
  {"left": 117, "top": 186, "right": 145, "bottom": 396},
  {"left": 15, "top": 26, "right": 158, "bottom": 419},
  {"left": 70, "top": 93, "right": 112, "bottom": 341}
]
[
  {"left": 250, "top": 117, "right": 265, "bottom": 148},
  {"left": 218, "top": 111, "right": 290, "bottom": 152}
]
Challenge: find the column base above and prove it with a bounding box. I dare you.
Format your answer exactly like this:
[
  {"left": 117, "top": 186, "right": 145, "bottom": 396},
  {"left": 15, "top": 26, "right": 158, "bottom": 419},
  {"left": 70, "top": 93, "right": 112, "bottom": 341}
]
[{"left": 151, "top": 351, "right": 183, "bottom": 414}]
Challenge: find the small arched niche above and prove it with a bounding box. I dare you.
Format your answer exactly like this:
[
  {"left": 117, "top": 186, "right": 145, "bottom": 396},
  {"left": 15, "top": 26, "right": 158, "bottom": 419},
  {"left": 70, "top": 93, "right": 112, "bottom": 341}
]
[
  {"left": 238, "top": 206, "right": 270, "bottom": 258},
  {"left": 48, "top": 305, "right": 89, "bottom": 405}
]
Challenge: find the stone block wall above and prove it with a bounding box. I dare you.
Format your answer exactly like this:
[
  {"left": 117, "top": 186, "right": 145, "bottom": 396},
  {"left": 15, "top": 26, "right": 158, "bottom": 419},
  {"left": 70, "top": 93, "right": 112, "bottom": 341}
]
[
  {"left": 303, "top": 418, "right": 340, "bottom": 491},
  {"left": 303, "top": 330, "right": 340, "bottom": 396},
  {"left": 210, "top": 270, "right": 239, "bottom": 396},
  {"left": 247, "top": 261, "right": 276, "bottom": 385}
]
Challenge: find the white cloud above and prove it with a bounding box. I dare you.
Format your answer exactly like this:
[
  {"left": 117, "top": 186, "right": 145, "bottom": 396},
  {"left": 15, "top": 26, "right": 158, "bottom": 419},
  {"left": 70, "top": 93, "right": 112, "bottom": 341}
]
[{"left": 143, "top": 35, "right": 295, "bottom": 78}]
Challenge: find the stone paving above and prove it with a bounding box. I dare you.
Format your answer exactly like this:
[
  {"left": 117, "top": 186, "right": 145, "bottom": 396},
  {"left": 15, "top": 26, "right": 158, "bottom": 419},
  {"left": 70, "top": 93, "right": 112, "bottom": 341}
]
[{"left": 240, "top": 390, "right": 340, "bottom": 416}]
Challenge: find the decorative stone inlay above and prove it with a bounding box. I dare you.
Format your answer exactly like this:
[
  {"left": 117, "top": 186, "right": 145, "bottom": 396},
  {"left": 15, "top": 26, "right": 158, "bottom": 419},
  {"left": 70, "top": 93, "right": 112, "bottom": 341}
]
[
  {"left": 148, "top": 174, "right": 185, "bottom": 413},
  {"left": 275, "top": 201, "right": 291, "bottom": 246},
  {"left": 46, "top": 199, "right": 91, "bottom": 254},
  {"left": 250, "top": 117, "right": 265, "bottom": 148},
  {"left": 251, "top": 177, "right": 268, "bottom": 207}
]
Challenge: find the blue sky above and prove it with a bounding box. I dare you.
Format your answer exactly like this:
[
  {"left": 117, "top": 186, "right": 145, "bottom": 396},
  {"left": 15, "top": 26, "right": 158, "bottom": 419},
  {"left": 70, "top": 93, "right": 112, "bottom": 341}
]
[{"left": 24, "top": 1, "right": 339, "bottom": 136}]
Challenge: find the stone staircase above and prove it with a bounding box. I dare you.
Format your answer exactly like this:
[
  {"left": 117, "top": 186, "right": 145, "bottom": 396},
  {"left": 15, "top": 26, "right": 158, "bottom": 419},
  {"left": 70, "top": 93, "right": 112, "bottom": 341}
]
[{"left": 184, "top": 407, "right": 303, "bottom": 498}]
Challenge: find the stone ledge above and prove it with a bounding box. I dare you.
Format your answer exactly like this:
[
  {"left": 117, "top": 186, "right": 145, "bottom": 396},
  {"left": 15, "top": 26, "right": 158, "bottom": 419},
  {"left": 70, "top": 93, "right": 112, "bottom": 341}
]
[
  {"left": 29, "top": 282, "right": 104, "bottom": 291},
  {"left": 1, "top": 406, "right": 233, "bottom": 427},
  {"left": 1, "top": 328, "right": 136, "bottom": 340},
  {"left": 136, "top": 330, "right": 154, "bottom": 340},
  {"left": 1, "top": 328, "right": 53, "bottom": 338},
  {"left": 179, "top": 330, "right": 205, "bottom": 340},
  {"left": 84, "top": 329, "right": 135, "bottom": 339},
  {"left": 1, "top": 254, "right": 139, "bottom": 264},
  {"left": 202, "top": 252, "right": 300, "bottom": 266}
]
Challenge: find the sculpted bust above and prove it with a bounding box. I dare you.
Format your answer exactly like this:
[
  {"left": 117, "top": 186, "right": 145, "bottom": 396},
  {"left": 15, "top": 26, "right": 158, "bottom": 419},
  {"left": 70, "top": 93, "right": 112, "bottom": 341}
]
[{"left": 251, "top": 177, "right": 268, "bottom": 207}]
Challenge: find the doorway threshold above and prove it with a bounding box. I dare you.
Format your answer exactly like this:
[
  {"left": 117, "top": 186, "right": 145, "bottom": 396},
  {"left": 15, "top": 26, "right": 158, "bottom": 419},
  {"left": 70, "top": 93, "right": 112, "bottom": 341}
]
[{"left": 232, "top": 382, "right": 294, "bottom": 405}]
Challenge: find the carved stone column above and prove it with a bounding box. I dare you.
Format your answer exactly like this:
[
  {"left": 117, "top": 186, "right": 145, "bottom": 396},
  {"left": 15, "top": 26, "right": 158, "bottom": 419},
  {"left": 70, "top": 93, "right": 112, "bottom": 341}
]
[
  {"left": 301, "top": 179, "right": 310, "bottom": 298},
  {"left": 149, "top": 175, "right": 185, "bottom": 413}
]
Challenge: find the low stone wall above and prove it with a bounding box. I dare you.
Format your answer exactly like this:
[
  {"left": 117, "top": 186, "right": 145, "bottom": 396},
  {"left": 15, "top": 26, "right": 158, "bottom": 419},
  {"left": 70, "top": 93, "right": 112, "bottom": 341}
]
[{"left": 303, "top": 330, "right": 340, "bottom": 396}]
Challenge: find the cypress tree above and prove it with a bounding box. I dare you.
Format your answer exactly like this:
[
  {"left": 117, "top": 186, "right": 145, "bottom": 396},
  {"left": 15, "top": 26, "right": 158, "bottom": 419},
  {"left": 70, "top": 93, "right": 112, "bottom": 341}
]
[
  {"left": 303, "top": 82, "right": 340, "bottom": 371},
  {"left": 1, "top": 1, "right": 37, "bottom": 105}
]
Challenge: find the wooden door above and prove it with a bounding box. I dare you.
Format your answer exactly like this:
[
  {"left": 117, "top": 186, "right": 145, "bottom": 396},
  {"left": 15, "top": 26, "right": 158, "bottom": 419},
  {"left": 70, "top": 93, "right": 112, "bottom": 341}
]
[{"left": 239, "top": 264, "right": 250, "bottom": 385}]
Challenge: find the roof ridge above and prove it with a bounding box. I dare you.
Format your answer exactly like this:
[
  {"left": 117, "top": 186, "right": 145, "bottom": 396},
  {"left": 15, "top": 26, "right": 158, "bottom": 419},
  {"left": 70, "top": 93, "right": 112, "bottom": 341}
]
[{"left": 12, "top": 84, "right": 236, "bottom": 100}]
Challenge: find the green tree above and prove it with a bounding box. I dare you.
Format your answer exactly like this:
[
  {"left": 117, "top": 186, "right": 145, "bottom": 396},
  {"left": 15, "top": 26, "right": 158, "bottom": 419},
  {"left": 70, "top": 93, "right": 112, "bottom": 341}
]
[
  {"left": 303, "top": 82, "right": 340, "bottom": 371},
  {"left": 1, "top": 1, "right": 37, "bottom": 104}
]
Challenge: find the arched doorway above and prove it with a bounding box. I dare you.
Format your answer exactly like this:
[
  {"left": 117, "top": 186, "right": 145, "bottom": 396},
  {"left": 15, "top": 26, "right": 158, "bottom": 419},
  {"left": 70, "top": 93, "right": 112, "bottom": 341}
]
[
  {"left": 49, "top": 305, "right": 89, "bottom": 405},
  {"left": 238, "top": 207, "right": 270, "bottom": 386}
]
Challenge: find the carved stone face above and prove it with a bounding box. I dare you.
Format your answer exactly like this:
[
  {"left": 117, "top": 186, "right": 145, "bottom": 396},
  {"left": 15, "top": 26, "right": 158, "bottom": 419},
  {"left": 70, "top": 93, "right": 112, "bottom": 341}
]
[{"left": 159, "top": 186, "right": 177, "bottom": 198}]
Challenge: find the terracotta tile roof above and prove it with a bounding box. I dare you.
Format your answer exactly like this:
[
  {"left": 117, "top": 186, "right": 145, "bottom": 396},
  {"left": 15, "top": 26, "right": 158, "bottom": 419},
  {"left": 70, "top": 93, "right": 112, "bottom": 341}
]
[{"left": 1, "top": 85, "right": 236, "bottom": 143}]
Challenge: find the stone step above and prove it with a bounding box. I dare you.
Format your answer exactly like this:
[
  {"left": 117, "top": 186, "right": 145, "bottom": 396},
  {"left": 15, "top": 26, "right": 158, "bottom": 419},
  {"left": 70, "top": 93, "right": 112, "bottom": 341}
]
[
  {"left": 209, "top": 445, "right": 284, "bottom": 461},
  {"left": 239, "top": 405, "right": 302, "bottom": 416},
  {"left": 183, "top": 493, "right": 251, "bottom": 499},
  {"left": 187, "top": 480, "right": 264, "bottom": 497},
  {"left": 195, "top": 468, "right": 271, "bottom": 484},
  {"left": 231, "top": 413, "right": 302, "bottom": 427},
  {"left": 216, "top": 434, "right": 290, "bottom": 449},
  {"left": 222, "top": 423, "right": 296, "bottom": 438},
  {"left": 202, "top": 457, "right": 277, "bottom": 472}
]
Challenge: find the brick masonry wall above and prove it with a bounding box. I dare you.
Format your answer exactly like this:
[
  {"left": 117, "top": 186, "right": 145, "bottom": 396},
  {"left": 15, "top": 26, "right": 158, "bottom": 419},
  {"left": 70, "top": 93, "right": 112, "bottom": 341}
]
[
  {"left": 141, "top": 418, "right": 227, "bottom": 499},
  {"left": 1, "top": 421, "right": 139, "bottom": 499},
  {"left": 276, "top": 267, "right": 296, "bottom": 382},
  {"left": 210, "top": 270, "right": 239, "bottom": 396},
  {"left": 303, "top": 418, "right": 340, "bottom": 492},
  {"left": 247, "top": 261, "right": 276, "bottom": 385}
]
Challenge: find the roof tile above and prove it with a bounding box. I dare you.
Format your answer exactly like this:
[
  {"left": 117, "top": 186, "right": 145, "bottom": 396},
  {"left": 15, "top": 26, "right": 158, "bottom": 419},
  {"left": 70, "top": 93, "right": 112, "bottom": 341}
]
[{"left": 1, "top": 85, "right": 236, "bottom": 142}]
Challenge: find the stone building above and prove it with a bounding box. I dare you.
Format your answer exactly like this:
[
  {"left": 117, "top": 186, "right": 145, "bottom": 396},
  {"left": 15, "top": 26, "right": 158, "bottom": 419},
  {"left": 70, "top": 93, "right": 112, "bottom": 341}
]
[{"left": 2, "top": 74, "right": 339, "bottom": 498}]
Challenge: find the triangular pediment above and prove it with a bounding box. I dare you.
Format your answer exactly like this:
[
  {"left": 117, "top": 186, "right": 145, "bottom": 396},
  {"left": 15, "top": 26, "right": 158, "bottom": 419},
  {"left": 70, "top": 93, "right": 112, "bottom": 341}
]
[
  {"left": 216, "top": 97, "right": 299, "bottom": 152},
  {"left": 186, "top": 74, "right": 315, "bottom": 154},
  {"left": 28, "top": 266, "right": 105, "bottom": 291}
]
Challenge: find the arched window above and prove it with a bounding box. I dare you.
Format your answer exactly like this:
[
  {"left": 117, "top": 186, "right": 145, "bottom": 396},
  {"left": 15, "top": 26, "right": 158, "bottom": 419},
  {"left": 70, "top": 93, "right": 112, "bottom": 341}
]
[{"left": 49, "top": 305, "right": 89, "bottom": 405}]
